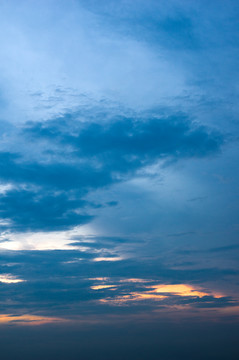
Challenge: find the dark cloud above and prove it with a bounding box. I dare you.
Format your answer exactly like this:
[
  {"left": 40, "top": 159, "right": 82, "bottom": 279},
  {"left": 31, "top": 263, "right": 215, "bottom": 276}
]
[
  {"left": 26, "top": 112, "right": 222, "bottom": 163},
  {"left": 0, "top": 110, "right": 222, "bottom": 232},
  {"left": 0, "top": 189, "right": 92, "bottom": 231}
]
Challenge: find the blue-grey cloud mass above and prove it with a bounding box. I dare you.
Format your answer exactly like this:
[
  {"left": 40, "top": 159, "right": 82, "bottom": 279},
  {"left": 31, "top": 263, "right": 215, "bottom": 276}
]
[{"left": 0, "top": 111, "right": 222, "bottom": 232}]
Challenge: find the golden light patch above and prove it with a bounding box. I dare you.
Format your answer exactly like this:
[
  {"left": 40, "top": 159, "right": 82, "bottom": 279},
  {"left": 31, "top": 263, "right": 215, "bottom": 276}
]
[
  {"left": 152, "top": 284, "right": 223, "bottom": 298},
  {"left": 99, "top": 282, "right": 224, "bottom": 305},
  {"left": 151, "top": 284, "right": 209, "bottom": 298}
]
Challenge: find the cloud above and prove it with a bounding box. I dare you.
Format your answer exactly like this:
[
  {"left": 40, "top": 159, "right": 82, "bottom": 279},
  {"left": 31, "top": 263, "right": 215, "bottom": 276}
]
[
  {"left": 0, "top": 314, "right": 64, "bottom": 325},
  {"left": 0, "top": 273, "right": 25, "bottom": 284},
  {"left": 0, "top": 247, "right": 237, "bottom": 318},
  {"left": 26, "top": 111, "right": 222, "bottom": 163},
  {"left": 0, "top": 188, "right": 92, "bottom": 232},
  {"left": 81, "top": 0, "right": 200, "bottom": 50},
  {"left": 0, "top": 109, "right": 222, "bottom": 232}
]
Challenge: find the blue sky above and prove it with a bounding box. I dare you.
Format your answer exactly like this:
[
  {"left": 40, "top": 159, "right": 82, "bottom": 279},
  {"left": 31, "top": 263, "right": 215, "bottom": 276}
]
[{"left": 0, "top": 1, "right": 239, "bottom": 359}]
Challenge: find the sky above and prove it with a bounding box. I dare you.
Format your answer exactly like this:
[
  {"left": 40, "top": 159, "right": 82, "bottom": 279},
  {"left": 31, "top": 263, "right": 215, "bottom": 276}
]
[{"left": 0, "top": 0, "right": 239, "bottom": 359}]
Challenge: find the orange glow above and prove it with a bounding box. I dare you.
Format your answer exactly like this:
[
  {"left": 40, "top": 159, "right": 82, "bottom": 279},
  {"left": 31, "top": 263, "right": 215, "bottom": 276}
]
[
  {"left": 0, "top": 314, "right": 66, "bottom": 325},
  {"left": 98, "top": 282, "right": 224, "bottom": 305},
  {"left": 100, "top": 292, "right": 166, "bottom": 305},
  {"left": 151, "top": 284, "right": 210, "bottom": 298},
  {"left": 0, "top": 274, "right": 25, "bottom": 284}
]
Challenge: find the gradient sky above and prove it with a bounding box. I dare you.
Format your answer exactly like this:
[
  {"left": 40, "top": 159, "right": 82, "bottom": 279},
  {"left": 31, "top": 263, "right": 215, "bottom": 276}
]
[{"left": 0, "top": 1, "right": 239, "bottom": 359}]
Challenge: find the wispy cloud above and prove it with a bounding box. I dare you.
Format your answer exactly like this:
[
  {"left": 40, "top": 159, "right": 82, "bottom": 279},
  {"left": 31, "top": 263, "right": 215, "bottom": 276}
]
[{"left": 0, "top": 314, "right": 66, "bottom": 325}]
